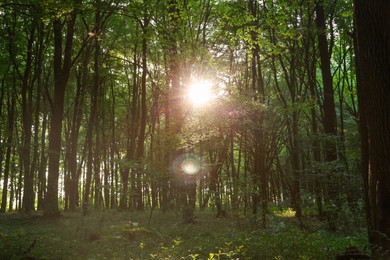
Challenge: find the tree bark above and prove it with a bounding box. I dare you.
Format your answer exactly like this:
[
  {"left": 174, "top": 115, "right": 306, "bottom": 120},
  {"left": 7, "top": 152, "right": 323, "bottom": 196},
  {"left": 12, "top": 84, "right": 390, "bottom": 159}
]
[{"left": 354, "top": 0, "right": 390, "bottom": 255}]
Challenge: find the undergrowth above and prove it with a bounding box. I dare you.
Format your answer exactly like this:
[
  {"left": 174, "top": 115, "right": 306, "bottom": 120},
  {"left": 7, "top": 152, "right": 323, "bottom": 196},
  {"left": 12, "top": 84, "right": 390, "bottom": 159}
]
[{"left": 0, "top": 208, "right": 368, "bottom": 259}]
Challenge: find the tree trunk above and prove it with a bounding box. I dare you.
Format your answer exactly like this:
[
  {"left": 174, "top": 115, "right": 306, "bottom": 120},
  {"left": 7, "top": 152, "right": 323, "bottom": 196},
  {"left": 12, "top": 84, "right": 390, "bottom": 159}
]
[
  {"left": 354, "top": 0, "right": 390, "bottom": 255},
  {"left": 1, "top": 92, "right": 15, "bottom": 212},
  {"left": 306, "top": 22, "right": 324, "bottom": 217},
  {"left": 68, "top": 45, "right": 89, "bottom": 211},
  {"left": 134, "top": 16, "right": 150, "bottom": 211},
  {"left": 44, "top": 9, "right": 77, "bottom": 217},
  {"left": 315, "top": 0, "right": 339, "bottom": 228},
  {"left": 8, "top": 145, "right": 17, "bottom": 211},
  {"left": 82, "top": 34, "right": 100, "bottom": 215},
  {"left": 0, "top": 70, "right": 6, "bottom": 206},
  {"left": 110, "top": 84, "right": 118, "bottom": 209},
  {"left": 250, "top": 0, "right": 269, "bottom": 226},
  {"left": 21, "top": 25, "right": 35, "bottom": 214},
  {"left": 37, "top": 113, "right": 47, "bottom": 210}
]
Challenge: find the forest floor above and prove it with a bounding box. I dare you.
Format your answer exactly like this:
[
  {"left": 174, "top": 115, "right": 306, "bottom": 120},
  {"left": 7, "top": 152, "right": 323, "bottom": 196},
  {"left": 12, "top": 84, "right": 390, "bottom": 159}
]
[{"left": 0, "top": 207, "right": 368, "bottom": 260}]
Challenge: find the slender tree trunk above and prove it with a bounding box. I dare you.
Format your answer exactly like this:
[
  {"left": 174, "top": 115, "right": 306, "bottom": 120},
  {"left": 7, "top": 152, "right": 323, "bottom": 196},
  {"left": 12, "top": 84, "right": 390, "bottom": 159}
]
[
  {"left": 93, "top": 137, "right": 102, "bottom": 210},
  {"left": 211, "top": 165, "right": 224, "bottom": 217},
  {"left": 1, "top": 92, "right": 15, "bottom": 212},
  {"left": 315, "top": 0, "right": 338, "bottom": 159},
  {"left": 8, "top": 145, "right": 17, "bottom": 211},
  {"left": 303, "top": 0, "right": 324, "bottom": 218},
  {"left": 82, "top": 37, "right": 100, "bottom": 215},
  {"left": 37, "top": 113, "right": 47, "bottom": 210},
  {"left": 249, "top": 0, "right": 268, "bottom": 226},
  {"left": 135, "top": 16, "right": 150, "bottom": 211},
  {"left": 68, "top": 47, "right": 89, "bottom": 211},
  {"left": 166, "top": 0, "right": 191, "bottom": 219},
  {"left": 149, "top": 83, "right": 160, "bottom": 210},
  {"left": 229, "top": 129, "right": 238, "bottom": 211},
  {"left": 315, "top": 0, "right": 339, "bottom": 228},
  {"left": 121, "top": 42, "right": 139, "bottom": 210},
  {"left": 103, "top": 142, "right": 110, "bottom": 209},
  {"left": 13, "top": 20, "right": 36, "bottom": 213},
  {"left": 0, "top": 70, "right": 6, "bottom": 197},
  {"left": 110, "top": 84, "right": 118, "bottom": 209}
]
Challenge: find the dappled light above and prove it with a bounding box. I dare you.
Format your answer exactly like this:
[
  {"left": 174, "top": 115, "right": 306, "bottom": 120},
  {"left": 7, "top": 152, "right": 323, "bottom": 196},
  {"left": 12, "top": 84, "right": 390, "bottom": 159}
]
[{"left": 273, "top": 208, "right": 296, "bottom": 218}]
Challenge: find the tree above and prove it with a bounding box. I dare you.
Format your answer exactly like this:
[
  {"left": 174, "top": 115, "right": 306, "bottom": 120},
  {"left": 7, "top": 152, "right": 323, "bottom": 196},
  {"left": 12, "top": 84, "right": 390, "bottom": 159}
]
[
  {"left": 315, "top": 0, "right": 339, "bottom": 218},
  {"left": 5, "top": 4, "right": 38, "bottom": 213},
  {"left": 44, "top": 1, "right": 79, "bottom": 217},
  {"left": 354, "top": 0, "right": 390, "bottom": 255},
  {"left": 1, "top": 89, "right": 15, "bottom": 212}
]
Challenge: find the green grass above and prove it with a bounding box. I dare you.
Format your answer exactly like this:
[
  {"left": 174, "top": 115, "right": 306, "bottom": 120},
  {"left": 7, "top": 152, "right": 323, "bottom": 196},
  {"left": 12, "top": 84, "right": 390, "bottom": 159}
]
[{"left": 0, "top": 208, "right": 368, "bottom": 259}]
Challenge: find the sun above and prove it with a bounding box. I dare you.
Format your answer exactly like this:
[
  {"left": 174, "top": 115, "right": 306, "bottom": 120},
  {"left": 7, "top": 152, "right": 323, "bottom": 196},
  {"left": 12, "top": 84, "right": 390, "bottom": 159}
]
[{"left": 187, "top": 80, "right": 215, "bottom": 107}]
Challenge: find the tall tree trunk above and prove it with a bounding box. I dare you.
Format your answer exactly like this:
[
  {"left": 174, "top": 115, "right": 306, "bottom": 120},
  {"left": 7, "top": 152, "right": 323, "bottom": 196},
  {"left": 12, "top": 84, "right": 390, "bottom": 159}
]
[
  {"left": 110, "top": 84, "right": 118, "bottom": 209},
  {"left": 249, "top": 0, "right": 268, "bottom": 226},
  {"left": 8, "top": 145, "right": 17, "bottom": 211},
  {"left": 30, "top": 23, "right": 45, "bottom": 213},
  {"left": 44, "top": 8, "right": 77, "bottom": 217},
  {"left": 37, "top": 113, "right": 47, "bottom": 210},
  {"left": 305, "top": 13, "right": 324, "bottom": 217},
  {"left": 68, "top": 44, "right": 90, "bottom": 211},
  {"left": 135, "top": 16, "right": 149, "bottom": 211},
  {"left": 315, "top": 0, "right": 339, "bottom": 227},
  {"left": 166, "top": 0, "right": 189, "bottom": 218},
  {"left": 1, "top": 92, "right": 15, "bottom": 212},
  {"left": 21, "top": 27, "right": 35, "bottom": 213},
  {"left": 82, "top": 29, "right": 100, "bottom": 215},
  {"left": 120, "top": 42, "right": 139, "bottom": 210},
  {"left": 208, "top": 152, "right": 225, "bottom": 218},
  {"left": 315, "top": 0, "right": 338, "bottom": 158},
  {"left": 354, "top": 0, "right": 390, "bottom": 255},
  {"left": 93, "top": 134, "right": 102, "bottom": 210},
  {"left": 229, "top": 129, "right": 238, "bottom": 211},
  {"left": 0, "top": 70, "right": 6, "bottom": 199},
  {"left": 103, "top": 135, "right": 110, "bottom": 208}
]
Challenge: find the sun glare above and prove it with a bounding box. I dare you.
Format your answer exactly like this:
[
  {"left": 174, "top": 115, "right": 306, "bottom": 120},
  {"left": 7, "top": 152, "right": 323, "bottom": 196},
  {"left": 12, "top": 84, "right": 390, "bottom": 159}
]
[{"left": 187, "top": 80, "right": 215, "bottom": 107}]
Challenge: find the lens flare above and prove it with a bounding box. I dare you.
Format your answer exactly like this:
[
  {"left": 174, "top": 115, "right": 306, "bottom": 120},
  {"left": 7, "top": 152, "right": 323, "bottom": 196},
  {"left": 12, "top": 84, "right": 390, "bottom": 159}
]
[
  {"left": 181, "top": 158, "right": 200, "bottom": 175},
  {"left": 171, "top": 153, "right": 204, "bottom": 176}
]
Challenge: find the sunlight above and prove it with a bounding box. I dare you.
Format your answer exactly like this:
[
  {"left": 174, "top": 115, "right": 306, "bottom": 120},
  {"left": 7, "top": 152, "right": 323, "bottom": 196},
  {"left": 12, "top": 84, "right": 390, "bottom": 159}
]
[
  {"left": 274, "top": 207, "right": 296, "bottom": 218},
  {"left": 187, "top": 80, "right": 215, "bottom": 107}
]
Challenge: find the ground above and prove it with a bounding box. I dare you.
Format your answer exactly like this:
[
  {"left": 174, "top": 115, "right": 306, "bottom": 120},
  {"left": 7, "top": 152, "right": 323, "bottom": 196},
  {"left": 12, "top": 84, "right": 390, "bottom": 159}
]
[{"left": 0, "top": 207, "right": 368, "bottom": 259}]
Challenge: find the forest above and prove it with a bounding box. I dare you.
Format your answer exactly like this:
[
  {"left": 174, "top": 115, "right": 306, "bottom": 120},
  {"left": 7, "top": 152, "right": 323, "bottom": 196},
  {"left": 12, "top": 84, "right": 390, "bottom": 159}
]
[{"left": 0, "top": 0, "right": 389, "bottom": 259}]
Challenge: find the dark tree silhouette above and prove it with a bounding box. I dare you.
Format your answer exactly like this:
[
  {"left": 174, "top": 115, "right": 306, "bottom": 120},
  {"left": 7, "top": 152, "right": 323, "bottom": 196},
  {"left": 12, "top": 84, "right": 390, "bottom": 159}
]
[
  {"left": 44, "top": 3, "right": 78, "bottom": 217},
  {"left": 354, "top": 0, "right": 390, "bottom": 255}
]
